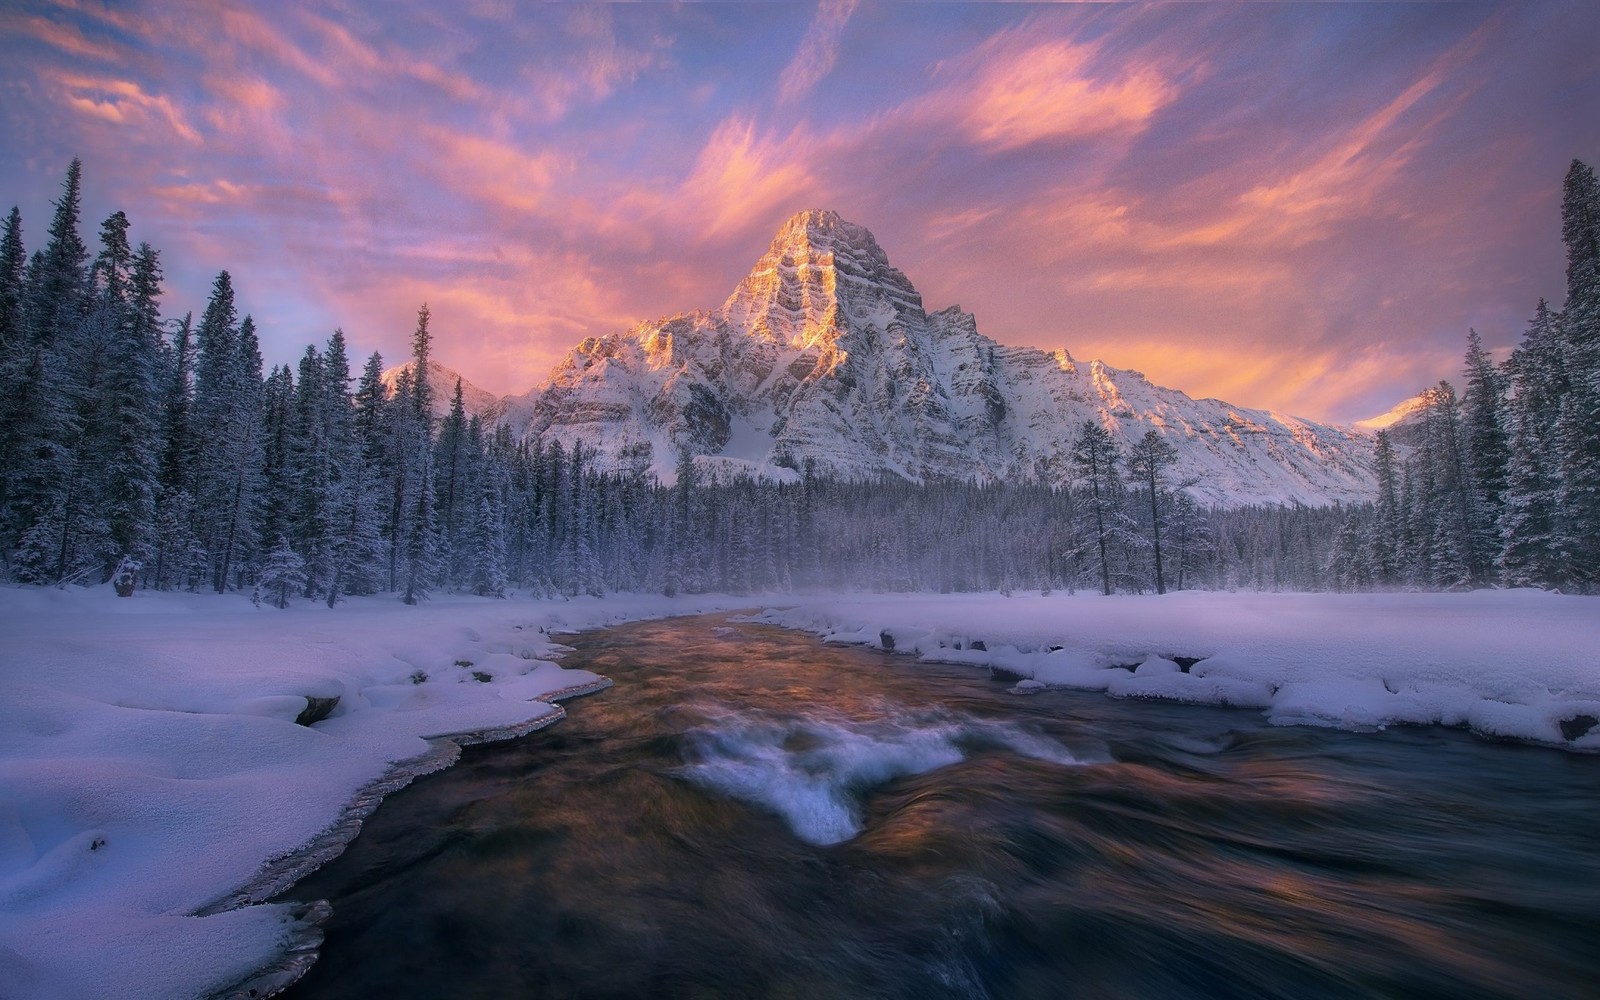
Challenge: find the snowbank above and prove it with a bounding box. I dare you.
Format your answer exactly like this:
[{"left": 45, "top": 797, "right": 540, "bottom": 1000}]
[
  {"left": 0, "top": 586, "right": 745, "bottom": 1000},
  {"left": 754, "top": 590, "right": 1600, "bottom": 750}
]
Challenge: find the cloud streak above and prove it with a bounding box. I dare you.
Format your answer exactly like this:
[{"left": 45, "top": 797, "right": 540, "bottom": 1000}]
[{"left": 778, "top": 0, "right": 859, "bottom": 105}]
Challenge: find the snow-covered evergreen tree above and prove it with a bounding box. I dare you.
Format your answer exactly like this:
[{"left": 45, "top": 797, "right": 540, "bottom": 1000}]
[
  {"left": 0, "top": 206, "right": 24, "bottom": 351},
  {"left": 256, "top": 535, "right": 307, "bottom": 609},
  {"left": 1553, "top": 160, "right": 1600, "bottom": 590},
  {"left": 433, "top": 379, "right": 470, "bottom": 588},
  {"left": 190, "top": 282, "right": 265, "bottom": 593},
  {"left": 1126, "top": 430, "right": 1180, "bottom": 594},
  {"left": 1500, "top": 302, "right": 1565, "bottom": 588},
  {"left": 1071, "top": 420, "right": 1129, "bottom": 595},
  {"left": 1460, "top": 329, "right": 1509, "bottom": 581}
]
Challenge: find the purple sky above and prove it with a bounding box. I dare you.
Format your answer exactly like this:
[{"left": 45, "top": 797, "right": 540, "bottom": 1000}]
[{"left": 3, "top": 1, "right": 1597, "bottom": 423}]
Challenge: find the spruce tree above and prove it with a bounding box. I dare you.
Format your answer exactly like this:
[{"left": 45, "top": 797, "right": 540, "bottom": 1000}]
[
  {"left": 433, "top": 379, "right": 468, "bottom": 587},
  {"left": 0, "top": 207, "right": 28, "bottom": 548},
  {"left": 331, "top": 348, "right": 389, "bottom": 601},
  {"left": 1071, "top": 420, "right": 1125, "bottom": 596},
  {"left": 257, "top": 535, "right": 307, "bottom": 609},
  {"left": 2, "top": 164, "right": 90, "bottom": 574},
  {"left": 1460, "top": 329, "right": 1509, "bottom": 580},
  {"left": 27, "top": 159, "right": 88, "bottom": 348},
  {"left": 1126, "top": 430, "right": 1180, "bottom": 594},
  {"left": 90, "top": 218, "right": 163, "bottom": 577},
  {"left": 469, "top": 488, "right": 508, "bottom": 598},
  {"left": 1554, "top": 160, "right": 1600, "bottom": 588},
  {"left": 410, "top": 303, "right": 434, "bottom": 420},
  {"left": 0, "top": 206, "right": 25, "bottom": 352},
  {"left": 259, "top": 362, "right": 297, "bottom": 549},
  {"left": 1501, "top": 302, "right": 1566, "bottom": 588},
  {"left": 1559, "top": 160, "right": 1600, "bottom": 376},
  {"left": 191, "top": 287, "right": 264, "bottom": 592},
  {"left": 1372, "top": 430, "right": 1402, "bottom": 585},
  {"left": 89, "top": 210, "right": 132, "bottom": 304}
]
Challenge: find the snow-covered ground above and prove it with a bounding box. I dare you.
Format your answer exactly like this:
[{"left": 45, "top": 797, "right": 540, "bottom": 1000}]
[
  {"left": 3, "top": 586, "right": 1597, "bottom": 1000},
  {"left": 754, "top": 590, "right": 1600, "bottom": 749},
  {"left": 0, "top": 586, "right": 746, "bottom": 1000}
]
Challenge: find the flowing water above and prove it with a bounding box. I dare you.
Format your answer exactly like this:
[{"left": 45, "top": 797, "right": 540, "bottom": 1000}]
[{"left": 281, "top": 615, "right": 1600, "bottom": 1000}]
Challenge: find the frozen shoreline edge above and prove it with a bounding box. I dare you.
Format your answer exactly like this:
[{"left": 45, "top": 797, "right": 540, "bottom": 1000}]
[
  {"left": 750, "top": 611, "right": 1600, "bottom": 755},
  {"left": 203, "top": 676, "right": 615, "bottom": 1000}
]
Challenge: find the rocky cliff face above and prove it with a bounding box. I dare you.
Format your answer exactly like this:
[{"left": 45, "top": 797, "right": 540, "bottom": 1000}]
[{"left": 487, "top": 210, "right": 1378, "bottom": 506}]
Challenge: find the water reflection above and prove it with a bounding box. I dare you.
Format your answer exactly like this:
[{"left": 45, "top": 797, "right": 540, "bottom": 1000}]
[{"left": 282, "top": 615, "right": 1600, "bottom": 1000}]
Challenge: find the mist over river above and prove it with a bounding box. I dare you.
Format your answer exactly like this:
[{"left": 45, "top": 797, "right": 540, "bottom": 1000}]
[{"left": 282, "top": 615, "right": 1600, "bottom": 1000}]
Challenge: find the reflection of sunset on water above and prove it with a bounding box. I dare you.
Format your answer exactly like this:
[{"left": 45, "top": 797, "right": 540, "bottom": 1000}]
[{"left": 3, "top": 4, "right": 1594, "bottom": 421}]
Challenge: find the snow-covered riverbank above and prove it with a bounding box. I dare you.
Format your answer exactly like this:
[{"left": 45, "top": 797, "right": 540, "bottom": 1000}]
[
  {"left": 0, "top": 586, "right": 747, "bottom": 1000},
  {"left": 4, "top": 586, "right": 1597, "bottom": 999},
  {"left": 754, "top": 590, "right": 1600, "bottom": 750}
]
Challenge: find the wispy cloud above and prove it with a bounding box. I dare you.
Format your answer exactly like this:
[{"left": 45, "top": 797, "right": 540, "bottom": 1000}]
[
  {"left": 48, "top": 70, "right": 202, "bottom": 144},
  {"left": 934, "top": 32, "right": 1175, "bottom": 150},
  {"left": 778, "top": 0, "right": 859, "bottom": 105},
  {"left": 1, "top": 11, "right": 124, "bottom": 62}
]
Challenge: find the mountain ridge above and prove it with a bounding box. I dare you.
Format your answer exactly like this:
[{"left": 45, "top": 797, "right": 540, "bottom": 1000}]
[{"left": 414, "top": 210, "right": 1380, "bottom": 507}]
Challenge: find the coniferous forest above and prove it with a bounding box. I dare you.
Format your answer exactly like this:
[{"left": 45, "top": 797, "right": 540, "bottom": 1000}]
[{"left": 1, "top": 159, "right": 1597, "bottom": 602}]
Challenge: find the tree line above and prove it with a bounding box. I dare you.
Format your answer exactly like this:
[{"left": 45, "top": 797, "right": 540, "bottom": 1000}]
[
  {"left": 1317, "top": 159, "right": 1600, "bottom": 593},
  {"left": 0, "top": 159, "right": 1595, "bottom": 602}
]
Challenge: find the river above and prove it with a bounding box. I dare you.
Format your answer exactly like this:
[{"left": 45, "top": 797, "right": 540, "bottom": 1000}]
[{"left": 280, "top": 614, "right": 1600, "bottom": 999}]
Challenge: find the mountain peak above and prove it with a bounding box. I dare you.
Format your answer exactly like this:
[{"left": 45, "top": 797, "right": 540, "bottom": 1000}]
[
  {"left": 772, "top": 208, "right": 850, "bottom": 243},
  {"left": 720, "top": 209, "right": 922, "bottom": 349}
]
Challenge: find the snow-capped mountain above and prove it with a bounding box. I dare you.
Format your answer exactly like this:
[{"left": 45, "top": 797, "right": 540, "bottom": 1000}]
[
  {"left": 472, "top": 210, "right": 1377, "bottom": 506},
  {"left": 381, "top": 360, "right": 507, "bottom": 424}
]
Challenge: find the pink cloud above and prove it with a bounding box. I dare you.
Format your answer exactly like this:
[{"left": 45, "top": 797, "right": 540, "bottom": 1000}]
[
  {"left": 415, "top": 126, "right": 568, "bottom": 214},
  {"left": 2, "top": 11, "right": 123, "bottom": 62},
  {"left": 927, "top": 31, "right": 1176, "bottom": 150},
  {"left": 676, "top": 117, "right": 819, "bottom": 240},
  {"left": 47, "top": 70, "right": 202, "bottom": 144}
]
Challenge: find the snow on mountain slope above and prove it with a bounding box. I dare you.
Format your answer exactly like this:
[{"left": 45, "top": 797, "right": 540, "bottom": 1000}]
[
  {"left": 381, "top": 360, "right": 507, "bottom": 424},
  {"left": 489, "top": 210, "right": 1376, "bottom": 507}
]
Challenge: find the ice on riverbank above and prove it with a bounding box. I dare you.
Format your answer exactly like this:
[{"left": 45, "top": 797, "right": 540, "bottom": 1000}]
[
  {"left": 754, "top": 590, "right": 1600, "bottom": 751},
  {"left": 0, "top": 585, "right": 745, "bottom": 1000}
]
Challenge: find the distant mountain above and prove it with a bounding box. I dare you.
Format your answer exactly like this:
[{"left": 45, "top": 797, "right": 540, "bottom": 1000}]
[
  {"left": 381, "top": 360, "right": 506, "bottom": 424},
  {"left": 1355, "top": 389, "right": 1435, "bottom": 453},
  {"left": 453, "top": 210, "right": 1371, "bottom": 506},
  {"left": 411, "top": 212, "right": 1378, "bottom": 505}
]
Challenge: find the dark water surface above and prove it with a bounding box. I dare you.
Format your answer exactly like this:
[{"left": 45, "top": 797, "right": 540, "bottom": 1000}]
[{"left": 282, "top": 615, "right": 1600, "bottom": 1000}]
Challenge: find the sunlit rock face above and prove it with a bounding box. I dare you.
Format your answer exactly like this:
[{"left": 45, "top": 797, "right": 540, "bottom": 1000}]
[{"left": 496, "top": 210, "right": 1378, "bottom": 506}]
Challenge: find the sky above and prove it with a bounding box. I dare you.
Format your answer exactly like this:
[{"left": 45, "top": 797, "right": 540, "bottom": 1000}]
[{"left": 2, "top": 1, "right": 1597, "bottom": 425}]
